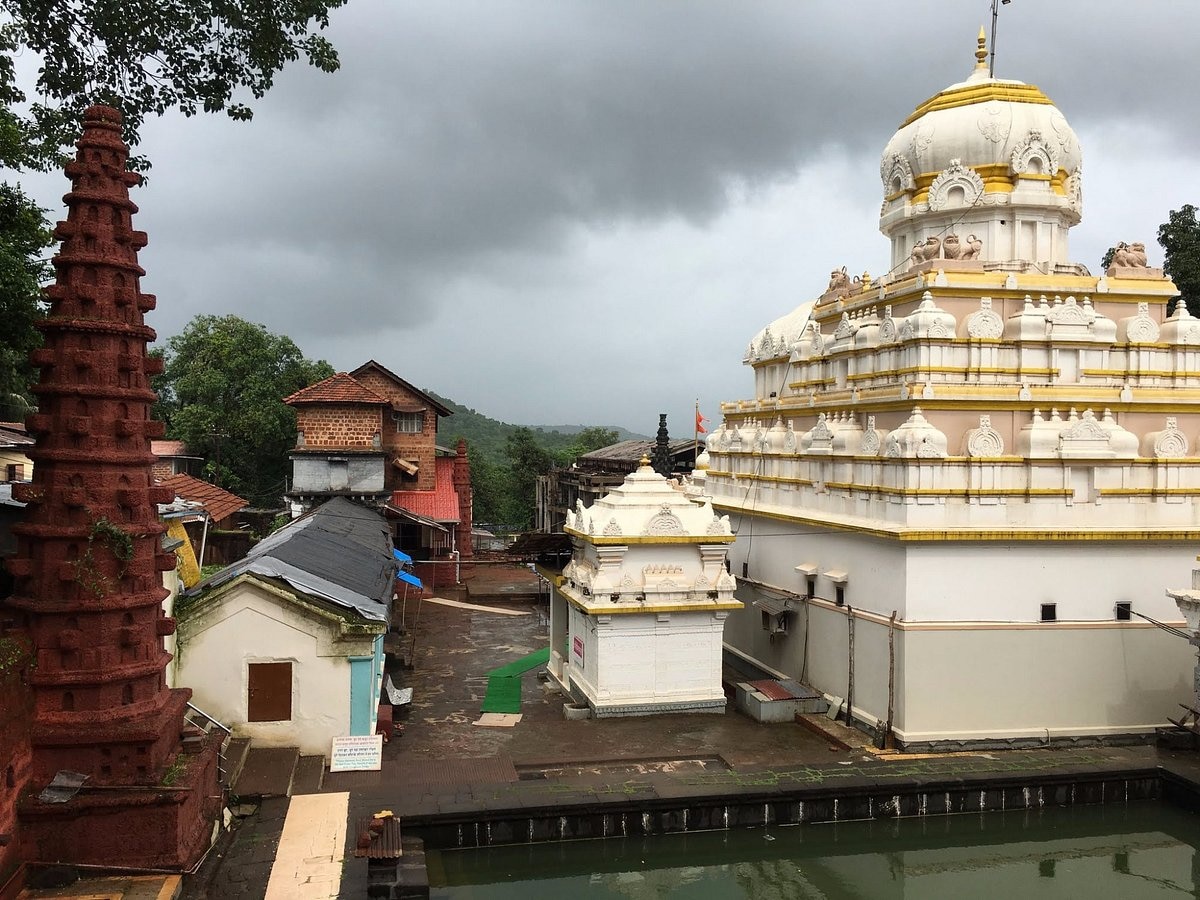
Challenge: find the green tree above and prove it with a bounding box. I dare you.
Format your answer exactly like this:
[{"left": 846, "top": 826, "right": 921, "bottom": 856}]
[
  {"left": 503, "top": 427, "right": 554, "bottom": 530},
  {"left": 560, "top": 426, "right": 619, "bottom": 463},
  {"left": 154, "top": 315, "right": 333, "bottom": 508},
  {"left": 0, "top": 183, "right": 50, "bottom": 420},
  {"left": 1159, "top": 204, "right": 1200, "bottom": 317},
  {"left": 467, "top": 448, "right": 508, "bottom": 525},
  {"left": 0, "top": 0, "right": 351, "bottom": 413},
  {"left": 0, "top": 0, "right": 347, "bottom": 173}
]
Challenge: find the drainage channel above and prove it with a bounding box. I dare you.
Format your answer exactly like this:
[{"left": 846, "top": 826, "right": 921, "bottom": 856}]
[{"left": 409, "top": 766, "right": 1178, "bottom": 851}]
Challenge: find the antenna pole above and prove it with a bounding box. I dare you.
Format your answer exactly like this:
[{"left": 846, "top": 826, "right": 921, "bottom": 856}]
[{"left": 988, "top": 0, "right": 1011, "bottom": 78}]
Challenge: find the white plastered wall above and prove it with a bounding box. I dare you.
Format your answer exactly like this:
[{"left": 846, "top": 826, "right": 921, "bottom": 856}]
[
  {"left": 724, "top": 518, "right": 1197, "bottom": 743},
  {"left": 174, "top": 581, "right": 370, "bottom": 756},
  {"left": 563, "top": 602, "right": 727, "bottom": 711}
]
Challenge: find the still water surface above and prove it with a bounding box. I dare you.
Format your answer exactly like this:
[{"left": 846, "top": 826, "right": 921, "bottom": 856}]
[{"left": 428, "top": 802, "right": 1200, "bottom": 898}]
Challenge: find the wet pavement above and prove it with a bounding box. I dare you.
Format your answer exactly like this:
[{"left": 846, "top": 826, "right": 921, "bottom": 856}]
[{"left": 172, "top": 565, "right": 1200, "bottom": 897}]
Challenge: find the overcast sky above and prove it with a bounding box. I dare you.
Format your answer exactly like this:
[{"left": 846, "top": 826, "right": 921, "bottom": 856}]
[{"left": 16, "top": 1, "right": 1200, "bottom": 433}]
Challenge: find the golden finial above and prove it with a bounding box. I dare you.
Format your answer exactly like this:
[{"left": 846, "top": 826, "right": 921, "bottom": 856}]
[
  {"left": 640, "top": 454, "right": 651, "bottom": 467},
  {"left": 975, "top": 27, "right": 988, "bottom": 68}
]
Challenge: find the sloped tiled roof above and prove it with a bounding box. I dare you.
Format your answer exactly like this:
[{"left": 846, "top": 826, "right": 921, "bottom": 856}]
[
  {"left": 151, "top": 439, "right": 196, "bottom": 457},
  {"left": 0, "top": 424, "right": 33, "bottom": 447},
  {"left": 156, "top": 473, "right": 248, "bottom": 523},
  {"left": 350, "top": 360, "right": 452, "bottom": 417},
  {"left": 389, "top": 457, "right": 460, "bottom": 523},
  {"left": 283, "top": 372, "right": 388, "bottom": 406}
]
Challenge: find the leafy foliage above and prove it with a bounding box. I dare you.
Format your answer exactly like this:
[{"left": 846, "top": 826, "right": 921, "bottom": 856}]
[
  {"left": 0, "top": 182, "right": 50, "bottom": 420},
  {"left": 0, "top": 0, "right": 347, "bottom": 173},
  {"left": 1159, "top": 204, "right": 1200, "bottom": 316},
  {"left": 430, "top": 393, "right": 635, "bottom": 531},
  {"left": 0, "top": 0, "right": 351, "bottom": 420},
  {"left": 152, "top": 315, "right": 333, "bottom": 507}
]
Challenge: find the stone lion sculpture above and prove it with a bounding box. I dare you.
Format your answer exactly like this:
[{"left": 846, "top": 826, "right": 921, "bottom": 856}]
[
  {"left": 909, "top": 236, "right": 941, "bottom": 267},
  {"left": 962, "top": 234, "right": 983, "bottom": 260},
  {"left": 1112, "top": 241, "right": 1149, "bottom": 267},
  {"left": 942, "top": 234, "right": 962, "bottom": 259},
  {"left": 826, "top": 266, "right": 850, "bottom": 293}
]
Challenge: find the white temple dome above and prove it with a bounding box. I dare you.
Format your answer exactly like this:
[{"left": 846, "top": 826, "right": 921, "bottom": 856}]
[
  {"left": 878, "top": 30, "right": 1083, "bottom": 274},
  {"left": 746, "top": 300, "right": 815, "bottom": 363}
]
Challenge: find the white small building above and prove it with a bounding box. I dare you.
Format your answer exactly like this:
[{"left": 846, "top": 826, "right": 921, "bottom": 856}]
[
  {"left": 548, "top": 458, "right": 742, "bottom": 716},
  {"left": 174, "top": 497, "right": 395, "bottom": 756}
]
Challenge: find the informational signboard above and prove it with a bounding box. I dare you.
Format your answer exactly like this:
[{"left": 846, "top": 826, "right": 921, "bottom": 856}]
[
  {"left": 329, "top": 734, "right": 384, "bottom": 773},
  {"left": 572, "top": 635, "right": 585, "bottom": 664}
]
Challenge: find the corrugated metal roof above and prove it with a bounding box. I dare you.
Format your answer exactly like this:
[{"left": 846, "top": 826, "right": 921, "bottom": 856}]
[
  {"left": 189, "top": 496, "right": 396, "bottom": 623},
  {"left": 578, "top": 439, "right": 696, "bottom": 463},
  {"left": 389, "top": 457, "right": 460, "bottom": 523}
]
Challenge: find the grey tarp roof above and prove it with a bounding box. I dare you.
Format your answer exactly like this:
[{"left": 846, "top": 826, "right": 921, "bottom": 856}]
[{"left": 188, "top": 496, "right": 397, "bottom": 623}]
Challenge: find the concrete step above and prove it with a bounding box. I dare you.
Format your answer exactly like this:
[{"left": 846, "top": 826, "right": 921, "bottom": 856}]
[
  {"left": 231, "top": 746, "right": 299, "bottom": 799},
  {"left": 223, "top": 736, "right": 251, "bottom": 788},
  {"left": 291, "top": 755, "right": 326, "bottom": 795}
]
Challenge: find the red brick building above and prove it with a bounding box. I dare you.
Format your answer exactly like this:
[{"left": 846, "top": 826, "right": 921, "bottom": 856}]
[{"left": 284, "top": 361, "right": 472, "bottom": 586}]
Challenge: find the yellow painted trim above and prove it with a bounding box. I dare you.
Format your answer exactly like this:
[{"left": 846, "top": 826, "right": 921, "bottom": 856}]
[
  {"left": 1081, "top": 369, "right": 1194, "bottom": 378},
  {"left": 1015, "top": 172, "right": 1053, "bottom": 182},
  {"left": 733, "top": 471, "right": 1072, "bottom": 498},
  {"left": 1100, "top": 487, "right": 1200, "bottom": 497},
  {"left": 558, "top": 590, "right": 743, "bottom": 616},
  {"left": 900, "top": 82, "right": 1054, "bottom": 128},
  {"left": 563, "top": 525, "right": 735, "bottom": 545},
  {"left": 712, "top": 501, "right": 1200, "bottom": 543},
  {"left": 802, "top": 599, "right": 1167, "bottom": 632}
]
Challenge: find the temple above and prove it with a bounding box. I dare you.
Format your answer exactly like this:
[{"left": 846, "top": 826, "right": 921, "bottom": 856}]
[
  {"left": 549, "top": 457, "right": 741, "bottom": 716},
  {"left": 2, "top": 106, "right": 220, "bottom": 867},
  {"left": 707, "top": 33, "right": 1196, "bottom": 748}
]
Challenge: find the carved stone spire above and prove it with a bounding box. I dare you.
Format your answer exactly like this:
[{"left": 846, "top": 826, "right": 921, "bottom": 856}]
[
  {"left": 4, "top": 104, "right": 218, "bottom": 869},
  {"left": 651, "top": 413, "right": 672, "bottom": 477}
]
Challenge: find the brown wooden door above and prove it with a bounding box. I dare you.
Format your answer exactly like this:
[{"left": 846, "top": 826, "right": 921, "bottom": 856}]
[{"left": 247, "top": 661, "right": 292, "bottom": 722}]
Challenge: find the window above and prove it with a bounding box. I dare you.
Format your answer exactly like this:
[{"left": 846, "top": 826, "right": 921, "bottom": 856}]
[
  {"left": 1040, "top": 603, "right": 1057, "bottom": 623},
  {"left": 248, "top": 662, "right": 293, "bottom": 722},
  {"left": 835, "top": 586, "right": 845, "bottom": 607},
  {"left": 393, "top": 411, "right": 423, "bottom": 434},
  {"left": 806, "top": 576, "right": 816, "bottom": 598},
  {"left": 1115, "top": 602, "right": 1132, "bottom": 622}
]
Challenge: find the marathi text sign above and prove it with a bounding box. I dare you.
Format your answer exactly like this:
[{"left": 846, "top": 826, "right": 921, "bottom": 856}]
[{"left": 329, "top": 734, "right": 384, "bottom": 773}]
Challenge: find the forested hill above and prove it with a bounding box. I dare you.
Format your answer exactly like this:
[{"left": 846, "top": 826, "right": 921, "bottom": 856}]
[{"left": 426, "top": 391, "right": 645, "bottom": 458}]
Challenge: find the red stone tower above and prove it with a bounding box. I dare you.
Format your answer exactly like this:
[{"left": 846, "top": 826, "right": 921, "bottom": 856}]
[{"left": 3, "top": 105, "right": 219, "bottom": 869}]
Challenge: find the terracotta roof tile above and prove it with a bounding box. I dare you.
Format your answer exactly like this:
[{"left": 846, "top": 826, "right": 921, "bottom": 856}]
[
  {"left": 283, "top": 373, "right": 388, "bottom": 406},
  {"left": 151, "top": 439, "right": 192, "bottom": 457},
  {"left": 156, "top": 473, "right": 248, "bottom": 523},
  {"left": 390, "top": 458, "right": 460, "bottom": 522}
]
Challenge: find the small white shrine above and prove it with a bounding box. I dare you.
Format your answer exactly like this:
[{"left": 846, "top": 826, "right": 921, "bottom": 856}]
[{"left": 547, "top": 457, "right": 741, "bottom": 716}]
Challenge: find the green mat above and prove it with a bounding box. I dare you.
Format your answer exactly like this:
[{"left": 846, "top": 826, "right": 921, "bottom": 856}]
[{"left": 480, "top": 647, "right": 550, "bottom": 714}]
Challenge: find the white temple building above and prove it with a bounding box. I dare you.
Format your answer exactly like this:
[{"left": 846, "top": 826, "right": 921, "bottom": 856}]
[
  {"left": 548, "top": 458, "right": 741, "bottom": 716},
  {"left": 704, "top": 32, "right": 1196, "bottom": 748}
]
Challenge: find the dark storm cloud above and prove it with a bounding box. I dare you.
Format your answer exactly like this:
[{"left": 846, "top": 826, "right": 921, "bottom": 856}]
[{"left": 20, "top": 1, "right": 1200, "bottom": 426}]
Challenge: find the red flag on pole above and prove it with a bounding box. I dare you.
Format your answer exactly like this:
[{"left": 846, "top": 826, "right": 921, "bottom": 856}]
[{"left": 695, "top": 405, "right": 708, "bottom": 434}]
